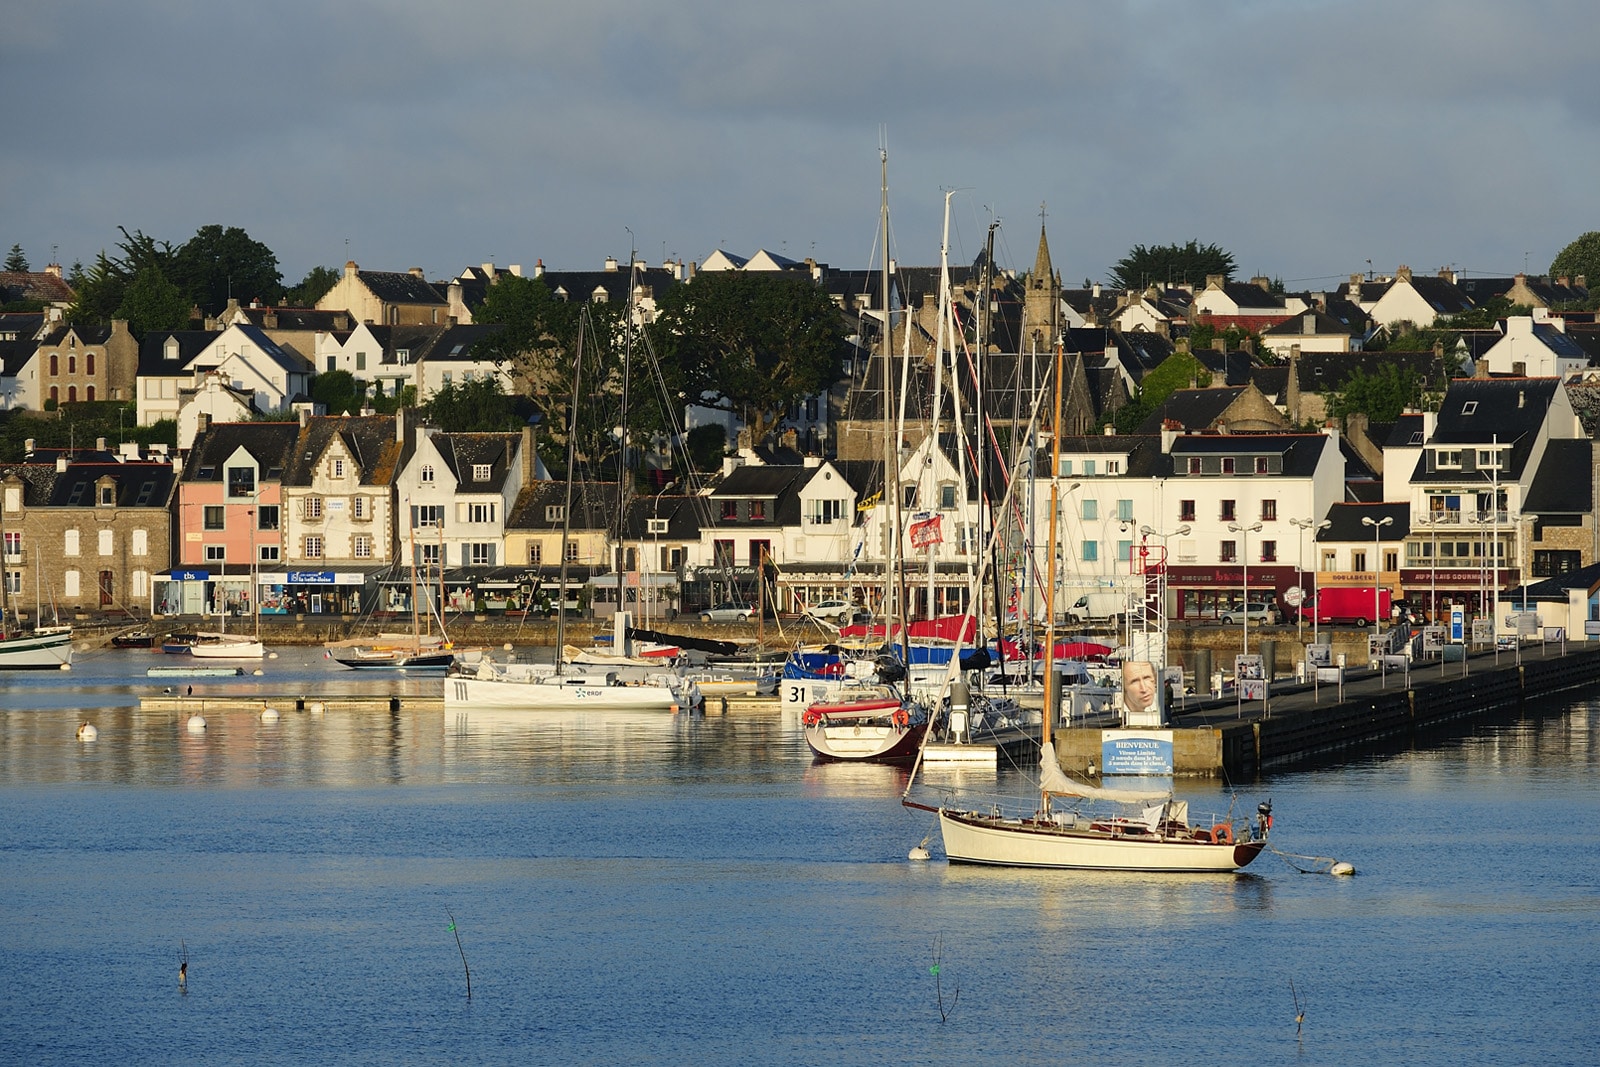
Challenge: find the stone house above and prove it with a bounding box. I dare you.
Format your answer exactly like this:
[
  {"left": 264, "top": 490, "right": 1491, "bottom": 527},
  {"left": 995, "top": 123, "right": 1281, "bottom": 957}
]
[
  {"left": 24, "top": 320, "right": 139, "bottom": 410},
  {"left": 316, "top": 261, "right": 449, "bottom": 327}
]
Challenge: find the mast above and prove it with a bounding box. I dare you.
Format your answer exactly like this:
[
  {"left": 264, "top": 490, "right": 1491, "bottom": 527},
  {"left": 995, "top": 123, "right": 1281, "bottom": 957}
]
[
  {"left": 1041, "top": 340, "right": 1065, "bottom": 754},
  {"left": 555, "top": 311, "right": 587, "bottom": 673},
  {"left": 616, "top": 241, "right": 635, "bottom": 631},
  {"left": 879, "top": 148, "right": 906, "bottom": 660}
]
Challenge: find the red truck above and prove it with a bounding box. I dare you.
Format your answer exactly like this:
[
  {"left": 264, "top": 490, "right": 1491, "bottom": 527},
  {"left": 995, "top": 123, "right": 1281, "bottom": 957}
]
[{"left": 1299, "top": 587, "right": 1391, "bottom": 628}]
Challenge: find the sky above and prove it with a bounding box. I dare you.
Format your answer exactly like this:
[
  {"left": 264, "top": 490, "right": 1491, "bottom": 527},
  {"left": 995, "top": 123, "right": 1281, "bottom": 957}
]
[{"left": 4, "top": 1, "right": 1597, "bottom": 294}]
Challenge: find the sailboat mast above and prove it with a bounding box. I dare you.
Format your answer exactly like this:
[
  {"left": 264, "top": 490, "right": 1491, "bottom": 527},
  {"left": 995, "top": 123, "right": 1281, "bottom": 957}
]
[
  {"left": 1041, "top": 341, "right": 1065, "bottom": 750},
  {"left": 555, "top": 311, "right": 587, "bottom": 672},
  {"left": 879, "top": 148, "right": 905, "bottom": 654},
  {"left": 616, "top": 245, "right": 635, "bottom": 628}
]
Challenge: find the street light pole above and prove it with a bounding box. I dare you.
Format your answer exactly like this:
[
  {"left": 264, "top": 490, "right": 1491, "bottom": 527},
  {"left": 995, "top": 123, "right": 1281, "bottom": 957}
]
[
  {"left": 1362, "top": 515, "right": 1394, "bottom": 649},
  {"left": 1227, "top": 520, "right": 1262, "bottom": 656}
]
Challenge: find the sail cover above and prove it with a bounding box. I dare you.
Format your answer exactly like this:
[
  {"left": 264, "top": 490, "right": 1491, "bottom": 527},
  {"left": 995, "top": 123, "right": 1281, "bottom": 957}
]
[{"left": 1038, "top": 742, "right": 1172, "bottom": 803}]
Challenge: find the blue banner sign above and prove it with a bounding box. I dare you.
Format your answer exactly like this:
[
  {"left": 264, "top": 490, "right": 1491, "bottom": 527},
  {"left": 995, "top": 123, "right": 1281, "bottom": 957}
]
[
  {"left": 287, "top": 571, "right": 335, "bottom": 584},
  {"left": 1101, "top": 730, "right": 1175, "bottom": 776},
  {"left": 1450, "top": 605, "right": 1465, "bottom": 642},
  {"left": 171, "top": 569, "right": 210, "bottom": 582}
]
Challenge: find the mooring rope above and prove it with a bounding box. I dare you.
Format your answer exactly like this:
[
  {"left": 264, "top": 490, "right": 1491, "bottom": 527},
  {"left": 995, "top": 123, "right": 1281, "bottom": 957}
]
[{"left": 1268, "top": 845, "right": 1349, "bottom": 875}]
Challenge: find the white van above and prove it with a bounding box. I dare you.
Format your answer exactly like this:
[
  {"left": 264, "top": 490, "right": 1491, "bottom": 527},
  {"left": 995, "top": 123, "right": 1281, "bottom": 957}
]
[{"left": 1066, "top": 591, "right": 1127, "bottom": 624}]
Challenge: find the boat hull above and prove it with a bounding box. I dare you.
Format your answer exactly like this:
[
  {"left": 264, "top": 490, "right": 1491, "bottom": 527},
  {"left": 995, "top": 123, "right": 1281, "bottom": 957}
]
[
  {"left": 935, "top": 808, "right": 1265, "bottom": 872},
  {"left": 189, "top": 639, "right": 265, "bottom": 659},
  {"left": 333, "top": 650, "right": 455, "bottom": 671},
  {"left": 804, "top": 719, "right": 927, "bottom": 763},
  {"left": 445, "top": 670, "right": 682, "bottom": 712},
  {"left": 0, "top": 628, "right": 73, "bottom": 669}
]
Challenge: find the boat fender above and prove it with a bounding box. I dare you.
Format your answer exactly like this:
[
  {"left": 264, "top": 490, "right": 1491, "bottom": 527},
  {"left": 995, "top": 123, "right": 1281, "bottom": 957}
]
[
  {"left": 802, "top": 708, "right": 822, "bottom": 727},
  {"left": 892, "top": 708, "right": 910, "bottom": 727},
  {"left": 1211, "top": 823, "right": 1234, "bottom": 845}
]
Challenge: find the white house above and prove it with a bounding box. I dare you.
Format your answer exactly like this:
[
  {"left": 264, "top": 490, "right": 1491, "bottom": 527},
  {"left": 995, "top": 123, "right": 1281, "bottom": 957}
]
[
  {"left": 1478, "top": 314, "right": 1590, "bottom": 378},
  {"left": 137, "top": 324, "right": 311, "bottom": 427},
  {"left": 394, "top": 426, "right": 532, "bottom": 571}
]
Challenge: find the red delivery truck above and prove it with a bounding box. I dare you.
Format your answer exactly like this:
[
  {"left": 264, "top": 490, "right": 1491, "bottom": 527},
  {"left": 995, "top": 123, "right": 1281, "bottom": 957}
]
[{"left": 1299, "top": 587, "right": 1391, "bottom": 627}]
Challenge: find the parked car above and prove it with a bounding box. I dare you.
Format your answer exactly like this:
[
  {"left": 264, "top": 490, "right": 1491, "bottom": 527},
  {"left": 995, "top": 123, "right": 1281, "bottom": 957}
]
[
  {"left": 699, "top": 602, "right": 754, "bottom": 623},
  {"left": 1219, "top": 601, "right": 1279, "bottom": 625},
  {"left": 803, "top": 598, "right": 855, "bottom": 623}
]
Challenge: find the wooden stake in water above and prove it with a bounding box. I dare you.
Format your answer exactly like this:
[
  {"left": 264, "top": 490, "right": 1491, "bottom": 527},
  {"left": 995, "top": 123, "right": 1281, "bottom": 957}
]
[{"left": 447, "top": 910, "right": 471, "bottom": 999}]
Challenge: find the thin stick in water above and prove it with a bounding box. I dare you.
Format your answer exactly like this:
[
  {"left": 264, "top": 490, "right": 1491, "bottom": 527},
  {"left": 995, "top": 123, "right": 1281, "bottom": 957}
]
[{"left": 447, "top": 909, "right": 471, "bottom": 999}]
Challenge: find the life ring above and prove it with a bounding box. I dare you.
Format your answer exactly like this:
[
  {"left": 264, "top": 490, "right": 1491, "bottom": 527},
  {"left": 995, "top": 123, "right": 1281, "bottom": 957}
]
[
  {"left": 1211, "top": 823, "right": 1234, "bottom": 845},
  {"left": 892, "top": 708, "right": 910, "bottom": 727}
]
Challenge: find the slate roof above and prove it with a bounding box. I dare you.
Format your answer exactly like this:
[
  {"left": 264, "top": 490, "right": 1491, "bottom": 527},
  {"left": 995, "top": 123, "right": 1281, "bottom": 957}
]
[
  {"left": 356, "top": 269, "right": 446, "bottom": 307},
  {"left": 1160, "top": 432, "right": 1330, "bottom": 478},
  {"left": 429, "top": 432, "right": 521, "bottom": 493},
  {"left": 137, "top": 330, "right": 219, "bottom": 375},
  {"left": 1524, "top": 322, "right": 1589, "bottom": 360},
  {"left": 0, "top": 337, "right": 35, "bottom": 377},
  {"left": 1211, "top": 281, "right": 1286, "bottom": 310},
  {"left": 1520, "top": 439, "right": 1593, "bottom": 515},
  {"left": 536, "top": 266, "right": 679, "bottom": 308},
  {"left": 40, "top": 324, "right": 114, "bottom": 347},
  {"left": 1411, "top": 377, "right": 1562, "bottom": 481},
  {"left": 1383, "top": 413, "right": 1428, "bottom": 448},
  {"left": 1110, "top": 330, "right": 1176, "bottom": 383},
  {"left": 0, "top": 312, "right": 45, "bottom": 341},
  {"left": 233, "top": 306, "right": 353, "bottom": 331},
  {"left": 1054, "top": 434, "right": 1165, "bottom": 477},
  {"left": 1319, "top": 501, "right": 1410, "bottom": 543},
  {"left": 621, "top": 493, "right": 713, "bottom": 540},
  {"left": 1294, "top": 350, "right": 1451, "bottom": 392},
  {"left": 184, "top": 422, "right": 301, "bottom": 480},
  {"left": 1402, "top": 275, "right": 1476, "bottom": 316},
  {"left": 1508, "top": 560, "right": 1600, "bottom": 602},
  {"left": 1193, "top": 349, "right": 1256, "bottom": 386},
  {"left": 507, "top": 480, "right": 622, "bottom": 532},
  {"left": 413, "top": 322, "right": 506, "bottom": 362},
  {"left": 282, "top": 415, "right": 408, "bottom": 487},
  {"left": 1133, "top": 386, "right": 1248, "bottom": 434},
  {"left": 1261, "top": 308, "right": 1363, "bottom": 339},
  {"left": 0, "top": 270, "right": 75, "bottom": 305},
  {"left": 232, "top": 323, "right": 312, "bottom": 373}
]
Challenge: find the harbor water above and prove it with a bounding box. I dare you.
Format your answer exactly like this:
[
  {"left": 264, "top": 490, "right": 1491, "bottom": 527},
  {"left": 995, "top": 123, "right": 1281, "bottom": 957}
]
[{"left": 2, "top": 647, "right": 1598, "bottom": 1065}]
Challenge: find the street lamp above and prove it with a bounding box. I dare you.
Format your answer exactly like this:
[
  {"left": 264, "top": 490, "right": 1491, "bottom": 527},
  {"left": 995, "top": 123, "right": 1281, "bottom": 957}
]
[
  {"left": 1137, "top": 522, "right": 1190, "bottom": 666},
  {"left": 1289, "top": 517, "right": 1331, "bottom": 648},
  {"left": 1362, "top": 515, "right": 1394, "bottom": 647},
  {"left": 1227, "top": 520, "right": 1262, "bottom": 655}
]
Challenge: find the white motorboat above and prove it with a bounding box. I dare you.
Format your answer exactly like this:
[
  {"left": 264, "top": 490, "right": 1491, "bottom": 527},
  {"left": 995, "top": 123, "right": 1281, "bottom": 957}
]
[
  {"left": 187, "top": 632, "right": 266, "bottom": 659},
  {"left": 443, "top": 655, "right": 694, "bottom": 713}
]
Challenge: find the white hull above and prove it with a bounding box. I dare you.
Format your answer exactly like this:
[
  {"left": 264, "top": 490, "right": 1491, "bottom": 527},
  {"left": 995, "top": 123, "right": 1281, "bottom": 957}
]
[
  {"left": 190, "top": 637, "right": 265, "bottom": 659},
  {"left": 935, "top": 809, "right": 1264, "bottom": 872},
  {"left": 0, "top": 627, "right": 73, "bottom": 669},
  {"left": 445, "top": 662, "right": 684, "bottom": 712}
]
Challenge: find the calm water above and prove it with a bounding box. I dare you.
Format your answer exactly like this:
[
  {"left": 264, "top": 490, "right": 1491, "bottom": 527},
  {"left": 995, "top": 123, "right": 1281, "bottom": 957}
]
[{"left": 2, "top": 648, "right": 1599, "bottom": 1065}]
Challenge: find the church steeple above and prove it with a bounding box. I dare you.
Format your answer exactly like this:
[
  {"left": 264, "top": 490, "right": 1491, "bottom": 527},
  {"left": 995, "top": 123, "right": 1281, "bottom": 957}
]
[{"left": 1023, "top": 204, "right": 1060, "bottom": 352}]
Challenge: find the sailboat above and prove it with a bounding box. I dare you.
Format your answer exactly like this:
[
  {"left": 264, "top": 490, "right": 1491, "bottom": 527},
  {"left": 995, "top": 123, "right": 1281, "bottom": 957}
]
[
  {"left": 327, "top": 530, "right": 455, "bottom": 670},
  {"left": 188, "top": 568, "right": 264, "bottom": 659},
  {"left": 901, "top": 343, "right": 1271, "bottom": 872},
  {"left": 0, "top": 490, "right": 72, "bottom": 669},
  {"left": 444, "top": 307, "right": 690, "bottom": 713},
  {"left": 803, "top": 149, "right": 931, "bottom": 762}
]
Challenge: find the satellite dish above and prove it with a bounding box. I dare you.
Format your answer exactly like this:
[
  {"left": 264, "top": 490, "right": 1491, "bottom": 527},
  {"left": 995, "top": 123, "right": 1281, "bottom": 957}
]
[{"left": 1283, "top": 586, "right": 1305, "bottom": 608}]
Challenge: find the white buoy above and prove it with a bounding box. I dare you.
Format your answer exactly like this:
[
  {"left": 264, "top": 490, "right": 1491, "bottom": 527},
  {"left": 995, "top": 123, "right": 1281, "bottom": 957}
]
[
  {"left": 267, "top": 652, "right": 278, "bottom": 659},
  {"left": 308, "top": 702, "right": 325, "bottom": 716},
  {"left": 187, "top": 715, "right": 207, "bottom": 733},
  {"left": 59, "top": 662, "right": 71, "bottom": 671},
  {"left": 909, "top": 846, "right": 931, "bottom": 861},
  {"left": 1330, "top": 861, "right": 1356, "bottom": 877},
  {"left": 252, "top": 668, "right": 264, "bottom": 676},
  {"left": 503, "top": 642, "right": 513, "bottom": 651},
  {"left": 76, "top": 722, "right": 98, "bottom": 742},
  {"left": 260, "top": 705, "right": 280, "bottom": 722}
]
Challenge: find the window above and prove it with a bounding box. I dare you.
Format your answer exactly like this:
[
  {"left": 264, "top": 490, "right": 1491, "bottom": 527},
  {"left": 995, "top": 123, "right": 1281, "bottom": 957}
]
[
  {"left": 940, "top": 484, "right": 957, "bottom": 509},
  {"left": 1105, "top": 460, "right": 1120, "bottom": 475},
  {"left": 1220, "top": 540, "right": 1237, "bottom": 563},
  {"left": 49, "top": 353, "right": 58, "bottom": 376},
  {"left": 564, "top": 541, "right": 579, "bottom": 562},
  {"left": 1322, "top": 549, "right": 1336, "bottom": 571},
  {"left": 1261, "top": 499, "right": 1277, "bottom": 521},
  {"left": 902, "top": 484, "right": 918, "bottom": 508},
  {"left": 1461, "top": 401, "right": 1478, "bottom": 415},
  {"left": 1352, "top": 549, "right": 1367, "bottom": 571},
  {"left": 332, "top": 458, "right": 345, "bottom": 478},
  {"left": 98, "top": 529, "right": 113, "bottom": 556},
  {"left": 1117, "top": 539, "right": 1133, "bottom": 563},
  {"left": 713, "top": 539, "right": 734, "bottom": 566},
  {"left": 227, "top": 467, "right": 255, "bottom": 498},
  {"left": 1220, "top": 500, "right": 1236, "bottom": 521},
  {"left": 258, "top": 505, "right": 279, "bottom": 530},
  {"left": 1260, "top": 540, "right": 1277, "bottom": 562},
  {"left": 1061, "top": 460, "right": 1073, "bottom": 476},
  {"left": 64, "top": 530, "right": 79, "bottom": 556},
  {"left": 352, "top": 496, "right": 366, "bottom": 519},
  {"left": 749, "top": 500, "right": 765, "bottom": 520},
  {"left": 67, "top": 386, "right": 77, "bottom": 403},
  {"left": 469, "top": 543, "right": 493, "bottom": 566},
  {"left": 2, "top": 532, "right": 19, "bottom": 559},
  {"left": 1081, "top": 540, "right": 1098, "bottom": 562},
  {"left": 356, "top": 352, "right": 366, "bottom": 371},
  {"left": 1477, "top": 449, "right": 1500, "bottom": 469},
  {"left": 86, "top": 352, "right": 95, "bottom": 376},
  {"left": 1256, "top": 457, "right": 1269, "bottom": 474},
  {"left": 1436, "top": 449, "right": 1462, "bottom": 469},
  {"left": 545, "top": 504, "right": 564, "bottom": 523},
  {"left": 467, "top": 502, "right": 496, "bottom": 523},
  {"left": 136, "top": 481, "right": 156, "bottom": 506},
  {"left": 98, "top": 485, "right": 114, "bottom": 505},
  {"left": 1083, "top": 460, "right": 1096, "bottom": 476},
  {"left": 205, "top": 545, "right": 225, "bottom": 562},
  {"left": 1081, "top": 499, "right": 1098, "bottom": 521},
  {"left": 414, "top": 505, "right": 444, "bottom": 528},
  {"left": 48, "top": 385, "right": 57, "bottom": 405},
  {"left": 204, "top": 506, "right": 225, "bottom": 530},
  {"left": 353, "top": 535, "right": 372, "bottom": 558},
  {"left": 1222, "top": 457, "right": 1235, "bottom": 475},
  {"left": 420, "top": 543, "right": 441, "bottom": 566},
  {"left": 473, "top": 464, "right": 491, "bottom": 481},
  {"left": 1117, "top": 499, "right": 1134, "bottom": 522},
  {"left": 64, "top": 570, "right": 79, "bottom": 598},
  {"left": 421, "top": 464, "right": 435, "bottom": 483},
  {"left": 1188, "top": 457, "right": 1201, "bottom": 474},
  {"left": 806, "top": 499, "right": 844, "bottom": 524},
  {"left": 68, "top": 354, "right": 76, "bottom": 374},
  {"left": 86, "top": 386, "right": 95, "bottom": 401},
  {"left": 304, "top": 496, "right": 323, "bottom": 519},
  {"left": 1533, "top": 549, "right": 1582, "bottom": 577},
  {"left": 1180, "top": 500, "right": 1196, "bottom": 522},
  {"left": 304, "top": 535, "right": 324, "bottom": 559},
  {"left": 259, "top": 544, "right": 280, "bottom": 563},
  {"left": 528, "top": 542, "right": 543, "bottom": 564},
  {"left": 326, "top": 356, "right": 338, "bottom": 373},
  {"left": 722, "top": 500, "right": 739, "bottom": 520},
  {"left": 647, "top": 518, "right": 669, "bottom": 534}
]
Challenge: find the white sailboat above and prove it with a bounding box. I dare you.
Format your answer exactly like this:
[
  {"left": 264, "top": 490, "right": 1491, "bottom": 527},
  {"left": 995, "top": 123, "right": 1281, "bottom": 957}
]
[
  {"left": 0, "top": 490, "right": 71, "bottom": 669},
  {"left": 902, "top": 343, "right": 1272, "bottom": 872}
]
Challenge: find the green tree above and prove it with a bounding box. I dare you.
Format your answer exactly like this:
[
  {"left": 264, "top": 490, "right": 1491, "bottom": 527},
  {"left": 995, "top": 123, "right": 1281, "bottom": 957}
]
[
  {"left": 171, "top": 224, "right": 283, "bottom": 314},
  {"left": 1550, "top": 232, "right": 1600, "bottom": 285},
  {"left": 423, "top": 377, "right": 521, "bottom": 432},
  {"left": 286, "top": 265, "right": 340, "bottom": 307},
  {"left": 4, "top": 244, "right": 27, "bottom": 272},
  {"left": 1108, "top": 350, "right": 1211, "bottom": 434},
  {"left": 65, "top": 228, "right": 179, "bottom": 325},
  {"left": 1326, "top": 364, "right": 1424, "bottom": 423},
  {"left": 1107, "top": 240, "right": 1237, "bottom": 291},
  {"left": 649, "top": 272, "right": 842, "bottom": 446},
  {"left": 115, "top": 265, "right": 192, "bottom": 335},
  {"left": 311, "top": 369, "right": 363, "bottom": 415}
]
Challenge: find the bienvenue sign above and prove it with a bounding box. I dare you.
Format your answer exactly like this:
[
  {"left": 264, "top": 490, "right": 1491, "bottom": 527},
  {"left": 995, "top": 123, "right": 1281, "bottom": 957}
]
[{"left": 1101, "top": 730, "right": 1174, "bottom": 776}]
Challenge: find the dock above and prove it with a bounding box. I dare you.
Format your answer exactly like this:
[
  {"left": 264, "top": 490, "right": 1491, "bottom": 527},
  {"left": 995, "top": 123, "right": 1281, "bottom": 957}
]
[{"left": 139, "top": 694, "right": 444, "bottom": 713}]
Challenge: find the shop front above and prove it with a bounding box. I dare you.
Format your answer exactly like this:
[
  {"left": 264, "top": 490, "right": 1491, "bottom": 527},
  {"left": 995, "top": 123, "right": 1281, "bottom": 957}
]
[
  {"left": 255, "top": 570, "right": 376, "bottom": 616},
  {"left": 1399, "top": 567, "right": 1519, "bottom": 617},
  {"left": 153, "top": 567, "right": 253, "bottom": 618},
  {"left": 1164, "top": 564, "right": 1295, "bottom": 621}
]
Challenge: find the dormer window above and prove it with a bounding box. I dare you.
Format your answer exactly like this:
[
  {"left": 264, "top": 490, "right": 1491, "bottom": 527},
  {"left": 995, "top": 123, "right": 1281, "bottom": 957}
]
[
  {"left": 1437, "top": 449, "right": 1462, "bottom": 469},
  {"left": 647, "top": 518, "right": 669, "bottom": 534},
  {"left": 473, "top": 464, "right": 491, "bottom": 481},
  {"left": 332, "top": 458, "right": 345, "bottom": 478},
  {"left": 98, "top": 484, "right": 114, "bottom": 506},
  {"left": 1462, "top": 401, "right": 1478, "bottom": 415},
  {"left": 164, "top": 338, "right": 179, "bottom": 361},
  {"left": 545, "top": 505, "right": 565, "bottom": 523}
]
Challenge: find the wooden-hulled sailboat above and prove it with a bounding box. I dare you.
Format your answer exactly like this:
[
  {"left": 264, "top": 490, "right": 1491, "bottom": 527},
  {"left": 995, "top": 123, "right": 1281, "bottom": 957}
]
[
  {"left": 327, "top": 531, "right": 455, "bottom": 670},
  {"left": 903, "top": 343, "right": 1271, "bottom": 872}
]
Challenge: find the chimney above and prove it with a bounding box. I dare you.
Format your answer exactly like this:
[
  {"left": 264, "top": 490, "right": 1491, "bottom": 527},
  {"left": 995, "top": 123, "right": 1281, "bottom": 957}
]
[
  {"left": 299, "top": 406, "right": 311, "bottom": 428},
  {"left": 521, "top": 425, "right": 534, "bottom": 485},
  {"left": 197, "top": 413, "right": 210, "bottom": 435},
  {"left": 1205, "top": 274, "right": 1224, "bottom": 290},
  {"left": 1103, "top": 424, "right": 1116, "bottom": 436},
  {"left": 408, "top": 267, "right": 424, "bottom": 278},
  {"left": 1252, "top": 276, "right": 1271, "bottom": 291},
  {"left": 395, "top": 407, "right": 406, "bottom": 444},
  {"left": 264, "top": 311, "right": 277, "bottom": 329},
  {"left": 1396, "top": 265, "right": 1413, "bottom": 282},
  {"left": 534, "top": 259, "right": 545, "bottom": 278},
  {"left": 481, "top": 262, "right": 495, "bottom": 277},
  {"left": 1475, "top": 358, "right": 1489, "bottom": 379},
  {"left": 1304, "top": 312, "right": 1316, "bottom": 333},
  {"left": 46, "top": 263, "right": 62, "bottom": 278},
  {"left": 24, "top": 438, "right": 35, "bottom": 456},
  {"left": 56, "top": 455, "right": 68, "bottom": 473},
  {"left": 345, "top": 261, "right": 358, "bottom": 277},
  {"left": 96, "top": 437, "right": 106, "bottom": 451},
  {"left": 1092, "top": 283, "right": 1101, "bottom": 298},
  {"left": 1512, "top": 361, "right": 1526, "bottom": 377},
  {"left": 509, "top": 264, "right": 522, "bottom": 277},
  {"left": 1286, "top": 346, "right": 1302, "bottom": 424},
  {"left": 604, "top": 256, "right": 619, "bottom": 271}
]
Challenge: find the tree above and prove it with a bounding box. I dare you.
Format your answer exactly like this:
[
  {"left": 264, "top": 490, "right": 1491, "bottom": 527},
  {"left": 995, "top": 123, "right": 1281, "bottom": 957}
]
[
  {"left": 1108, "top": 350, "right": 1211, "bottom": 434},
  {"left": 1550, "top": 232, "right": 1600, "bottom": 286},
  {"left": 649, "top": 272, "right": 843, "bottom": 446},
  {"left": 469, "top": 272, "right": 588, "bottom": 392},
  {"left": 115, "top": 265, "right": 191, "bottom": 335},
  {"left": 287, "top": 265, "right": 341, "bottom": 307},
  {"left": 65, "top": 228, "right": 180, "bottom": 325},
  {"left": 1326, "top": 364, "right": 1424, "bottom": 423},
  {"left": 311, "top": 369, "right": 363, "bottom": 415},
  {"left": 171, "top": 224, "right": 283, "bottom": 314},
  {"left": 1107, "top": 240, "right": 1237, "bottom": 291},
  {"left": 423, "top": 377, "right": 521, "bottom": 432},
  {"left": 4, "top": 244, "right": 27, "bottom": 272}
]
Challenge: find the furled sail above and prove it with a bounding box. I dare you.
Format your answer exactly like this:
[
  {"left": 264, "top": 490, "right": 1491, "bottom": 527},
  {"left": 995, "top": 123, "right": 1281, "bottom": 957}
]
[{"left": 1038, "top": 742, "right": 1172, "bottom": 803}]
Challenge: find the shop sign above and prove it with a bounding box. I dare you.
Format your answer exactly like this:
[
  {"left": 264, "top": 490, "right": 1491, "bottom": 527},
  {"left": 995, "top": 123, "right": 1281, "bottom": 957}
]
[
  {"left": 287, "top": 571, "right": 335, "bottom": 584},
  {"left": 171, "top": 569, "right": 210, "bottom": 581}
]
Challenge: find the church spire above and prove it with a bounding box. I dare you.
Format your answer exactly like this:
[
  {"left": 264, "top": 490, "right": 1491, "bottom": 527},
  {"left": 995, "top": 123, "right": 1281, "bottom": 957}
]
[{"left": 1032, "top": 202, "right": 1053, "bottom": 285}]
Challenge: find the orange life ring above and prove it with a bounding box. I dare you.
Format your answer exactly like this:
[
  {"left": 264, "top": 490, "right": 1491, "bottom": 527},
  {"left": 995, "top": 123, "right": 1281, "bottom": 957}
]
[
  {"left": 1211, "top": 823, "right": 1234, "bottom": 845},
  {"left": 892, "top": 708, "right": 910, "bottom": 727}
]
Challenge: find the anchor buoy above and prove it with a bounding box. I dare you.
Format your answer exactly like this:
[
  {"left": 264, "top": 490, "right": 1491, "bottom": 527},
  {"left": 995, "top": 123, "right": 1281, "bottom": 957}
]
[
  {"left": 892, "top": 709, "right": 910, "bottom": 727},
  {"left": 1211, "top": 823, "right": 1234, "bottom": 845}
]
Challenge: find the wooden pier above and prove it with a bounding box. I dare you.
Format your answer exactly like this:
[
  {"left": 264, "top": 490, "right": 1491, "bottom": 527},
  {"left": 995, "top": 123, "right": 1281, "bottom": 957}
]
[{"left": 139, "top": 694, "right": 444, "bottom": 714}]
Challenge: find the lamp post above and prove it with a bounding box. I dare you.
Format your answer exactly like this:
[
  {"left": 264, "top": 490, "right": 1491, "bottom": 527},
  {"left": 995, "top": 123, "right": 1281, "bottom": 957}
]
[
  {"left": 1362, "top": 515, "right": 1394, "bottom": 647},
  {"left": 1289, "top": 517, "right": 1330, "bottom": 648},
  {"left": 1227, "top": 520, "right": 1262, "bottom": 655},
  {"left": 1138, "top": 522, "right": 1190, "bottom": 666}
]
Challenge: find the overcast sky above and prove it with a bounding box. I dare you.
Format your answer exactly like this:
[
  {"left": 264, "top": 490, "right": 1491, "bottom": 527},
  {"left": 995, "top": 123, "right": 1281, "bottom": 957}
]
[{"left": 5, "top": 1, "right": 1596, "bottom": 294}]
